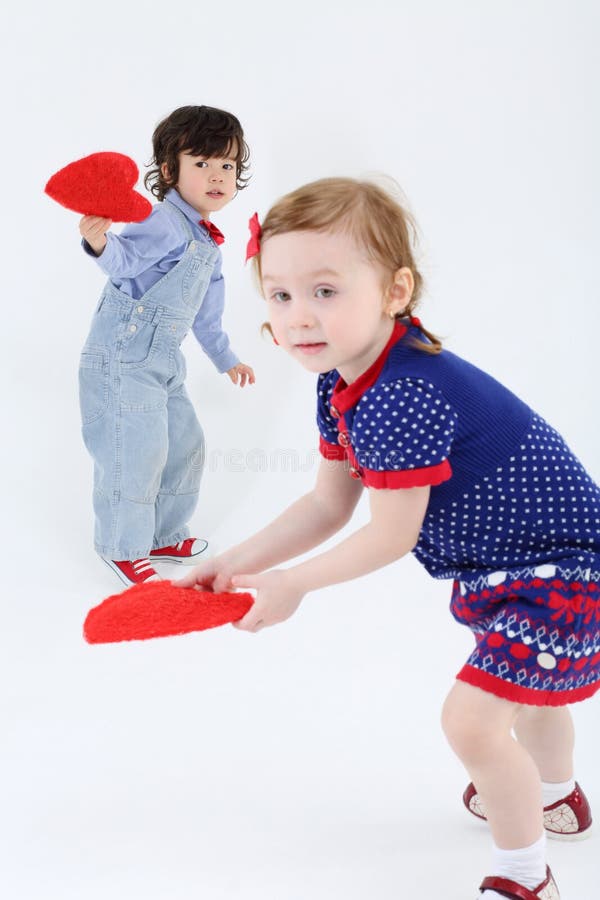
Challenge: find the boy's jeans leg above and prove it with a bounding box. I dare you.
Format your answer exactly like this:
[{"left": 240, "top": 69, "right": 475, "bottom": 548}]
[
  {"left": 152, "top": 383, "right": 205, "bottom": 549},
  {"left": 85, "top": 402, "right": 169, "bottom": 560}
]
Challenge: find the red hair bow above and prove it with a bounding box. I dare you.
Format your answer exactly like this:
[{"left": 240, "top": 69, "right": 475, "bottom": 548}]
[{"left": 245, "top": 212, "right": 262, "bottom": 262}]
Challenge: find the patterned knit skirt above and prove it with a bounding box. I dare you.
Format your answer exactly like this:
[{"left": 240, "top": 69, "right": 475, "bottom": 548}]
[{"left": 451, "top": 553, "right": 600, "bottom": 705}]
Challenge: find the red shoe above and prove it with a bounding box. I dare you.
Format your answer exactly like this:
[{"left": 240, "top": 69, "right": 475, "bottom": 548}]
[
  {"left": 149, "top": 537, "right": 208, "bottom": 565},
  {"left": 464, "top": 781, "right": 593, "bottom": 841},
  {"left": 479, "top": 865, "right": 559, "bottom": 899},
  {"left": 103, "top": 557, "right": 161, "bottom": 587}
]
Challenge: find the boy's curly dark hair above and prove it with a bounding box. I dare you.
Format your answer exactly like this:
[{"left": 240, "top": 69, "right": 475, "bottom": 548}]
[{"left": 144, "top": 105, "right": 250, "bottom": 201}]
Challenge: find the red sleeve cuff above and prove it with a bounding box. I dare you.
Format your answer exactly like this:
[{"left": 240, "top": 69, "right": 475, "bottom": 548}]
[
  {"left": 319, "top": 436, "right": 347, "bottom": 461},
  {"left": 361, "top": 459, "right": 452, "bottom": 489}
]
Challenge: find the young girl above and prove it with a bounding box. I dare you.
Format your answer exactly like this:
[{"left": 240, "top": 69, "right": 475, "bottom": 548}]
[
  {"left": 79, "top": 105, "right": 255, "bottom": 587},
  {"left": 180, "top": 178, "right": 599, "bottom": 899}
]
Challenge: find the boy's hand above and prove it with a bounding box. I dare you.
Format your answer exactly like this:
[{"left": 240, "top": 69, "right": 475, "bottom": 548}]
[
  {"left": 229, "top": 570, "right": 304, "bottom": 632},
  {"left": 226, "top": 363, "right": 255, "bottom": 387},
  {"left": 79, "top": 215, "right": 112, "bottom": 255}
]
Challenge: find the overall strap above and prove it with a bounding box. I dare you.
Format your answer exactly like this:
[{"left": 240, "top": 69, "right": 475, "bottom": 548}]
[{"left": 161, "top": 198, "right": 196, "bottom": 241}]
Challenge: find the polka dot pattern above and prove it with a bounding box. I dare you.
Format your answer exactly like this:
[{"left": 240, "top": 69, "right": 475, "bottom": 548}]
[
  {"left": 416, "top": 415, "right": 600, "bottom": 578},
  {"left": 317, "top": 371, "right": 340, "bottom": 444},
  {"left": 316, "top": 342, "right": 600, "bottom": 584},
  {"left": 351, "top": 378, "right": 456, "bottom": 472},
  {"left": 315, "top": 333, "right": 600, "bottom": 706}
]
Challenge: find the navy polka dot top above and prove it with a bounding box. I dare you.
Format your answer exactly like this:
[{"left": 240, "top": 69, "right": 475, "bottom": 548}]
[{"left": 317, "top": 321, "right": 600, "bottom": 580}]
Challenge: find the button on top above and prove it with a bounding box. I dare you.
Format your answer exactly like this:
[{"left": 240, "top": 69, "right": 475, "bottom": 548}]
[
  {"left": 129, "top": 324, "right": 137, "bottom": 332},
  {"left": 136, "top": 305, "right": 144, "bottom": 313},
  {"left": 338, "top": 432, "right": 350, "bottom": 447},
  {"left": 330, "top": 405, "right": 340, "bottom": 419}
]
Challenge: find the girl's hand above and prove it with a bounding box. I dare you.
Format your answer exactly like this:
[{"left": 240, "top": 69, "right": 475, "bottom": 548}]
[
  {"left": 229, "top": 570, "right": 304, "bottom": 632},
  {"left": 177, "top": 556, "right": 235, "bottom": 594},
  {"left": 226, "top": 363, "right": 256, "bottom": 387},
  {"left": 79, "top": 215, "right": 112, "bottom": 255}
]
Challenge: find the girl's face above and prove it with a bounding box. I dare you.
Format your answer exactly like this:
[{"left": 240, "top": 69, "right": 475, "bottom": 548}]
[
  {"left": 163, "top": 150, "right": 238, "bottom": 218},
  {"left": 261, "top": 229, "right": 408, "bottom": 383}
]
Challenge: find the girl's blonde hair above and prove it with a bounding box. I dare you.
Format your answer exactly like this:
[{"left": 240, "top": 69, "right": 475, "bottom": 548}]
[{"left": 254, "top": 177, "right": 441, "bottom": 354}]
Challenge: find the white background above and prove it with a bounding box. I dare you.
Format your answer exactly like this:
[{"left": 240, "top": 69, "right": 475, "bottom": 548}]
[{"left": 2, "top": 1, "right": 599, "bottom": 898}]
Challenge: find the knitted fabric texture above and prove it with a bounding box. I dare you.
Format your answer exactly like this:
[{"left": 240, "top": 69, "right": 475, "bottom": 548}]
[
  {"left": 84, "top": 581, "right": 253, "bottom": 644},
  {"left": 317, "top": 321, "right": 600, "bottom": 580},
  {"left": 45, "top": 152, "right": 152, "bottom": 222}
]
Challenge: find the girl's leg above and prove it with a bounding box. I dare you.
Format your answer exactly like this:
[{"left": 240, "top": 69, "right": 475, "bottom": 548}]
[
  {"left": 441, "top": 680, "right": 543, "bottom": 849},
  {"left": 513, "top": 706, "right": 574, "bottom": 783}
]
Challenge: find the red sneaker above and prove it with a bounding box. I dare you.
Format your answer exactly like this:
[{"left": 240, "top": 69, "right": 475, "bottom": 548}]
[
  {"left": 479, "top": 865, "right": 559, "bottom": 899},
  {"left": 103, "top": 558, "right": 161, "bottom": 587},
  {"left": 464, "top": 781, "right": 593, "bottom": 841},
  {"left": 149, "top": 538, "right": 208, "bottom": 565}
]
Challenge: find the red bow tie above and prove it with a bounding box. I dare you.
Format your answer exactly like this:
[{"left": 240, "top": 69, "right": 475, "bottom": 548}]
[{"left": 199, "top": 219, "right": 225, "bottom": 245}]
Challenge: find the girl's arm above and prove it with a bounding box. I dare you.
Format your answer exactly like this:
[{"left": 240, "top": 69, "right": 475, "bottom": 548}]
[
  {"left": 285, "top": 484, "right": 429, "bottom": 593},
  {"left": 231, "top": 484, "right": 430, "bottom": 631},
  {"left": 179, "top": 457, "right": 363, "bottom": 591}
]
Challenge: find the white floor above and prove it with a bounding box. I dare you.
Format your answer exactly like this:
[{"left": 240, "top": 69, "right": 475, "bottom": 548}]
[{"left": 3, "top": 449, "right": 599, "bottom": 899}]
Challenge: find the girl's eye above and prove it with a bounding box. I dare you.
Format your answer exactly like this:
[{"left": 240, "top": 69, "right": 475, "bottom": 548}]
[
  {"left": 223, "top": 163, "right": 234, "bottom": 170},
  {"left": 195, "top": 161, "right": 208, "bottom": 168},
  {"left": 315, "top": 287, "right": 336, "bottom": 299},
  {"left": 272, "top": 291, "right": 291, "bottom": 303}
]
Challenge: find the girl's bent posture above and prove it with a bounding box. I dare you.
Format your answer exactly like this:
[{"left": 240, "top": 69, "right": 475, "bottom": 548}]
[
  {"left": 181, "top": 178, "right": 598, "bottom": 899},
  {"left": 79, "top": 106, "right": 255, "bottom": 586}
]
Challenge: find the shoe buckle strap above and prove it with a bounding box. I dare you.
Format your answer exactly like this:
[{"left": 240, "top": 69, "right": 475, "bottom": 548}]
[{"left": 479, "top": 866, "right": 551, "bottom": 900}]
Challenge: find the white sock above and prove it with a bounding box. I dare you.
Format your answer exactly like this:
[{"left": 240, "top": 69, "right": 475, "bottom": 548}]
[
  {"left": 542, "top": 777, "right": 575, "bottom": 807},
  {"left": 480, "top": 832, "right": 546, "bottom": 898}
]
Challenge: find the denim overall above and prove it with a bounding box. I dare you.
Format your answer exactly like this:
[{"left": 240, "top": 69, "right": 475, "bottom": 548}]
[{"left": 79, "top": 204, "right": 219, "bottom": 560}]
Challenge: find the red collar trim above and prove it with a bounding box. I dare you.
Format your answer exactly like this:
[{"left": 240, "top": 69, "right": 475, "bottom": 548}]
[{"left": 330, "top": 322, "right": 407, "bottom": 415}]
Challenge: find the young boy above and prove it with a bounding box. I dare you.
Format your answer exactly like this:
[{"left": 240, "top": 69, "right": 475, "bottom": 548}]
[{"left": 79, "top": 105, "right": 255, "bottom": 586}]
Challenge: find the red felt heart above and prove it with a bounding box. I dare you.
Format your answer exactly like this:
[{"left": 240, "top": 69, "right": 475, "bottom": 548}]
[
  {"left": 45, "top": 152, "right": 152, "bottom": 222},
  {"left": 83, "top": 580, "right": 254, "bottom": 644}
]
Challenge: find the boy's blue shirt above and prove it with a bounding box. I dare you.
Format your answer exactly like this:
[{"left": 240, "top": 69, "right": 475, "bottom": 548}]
[{"left": 82, "top": 188, "right": 239, "bottom": 374}]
